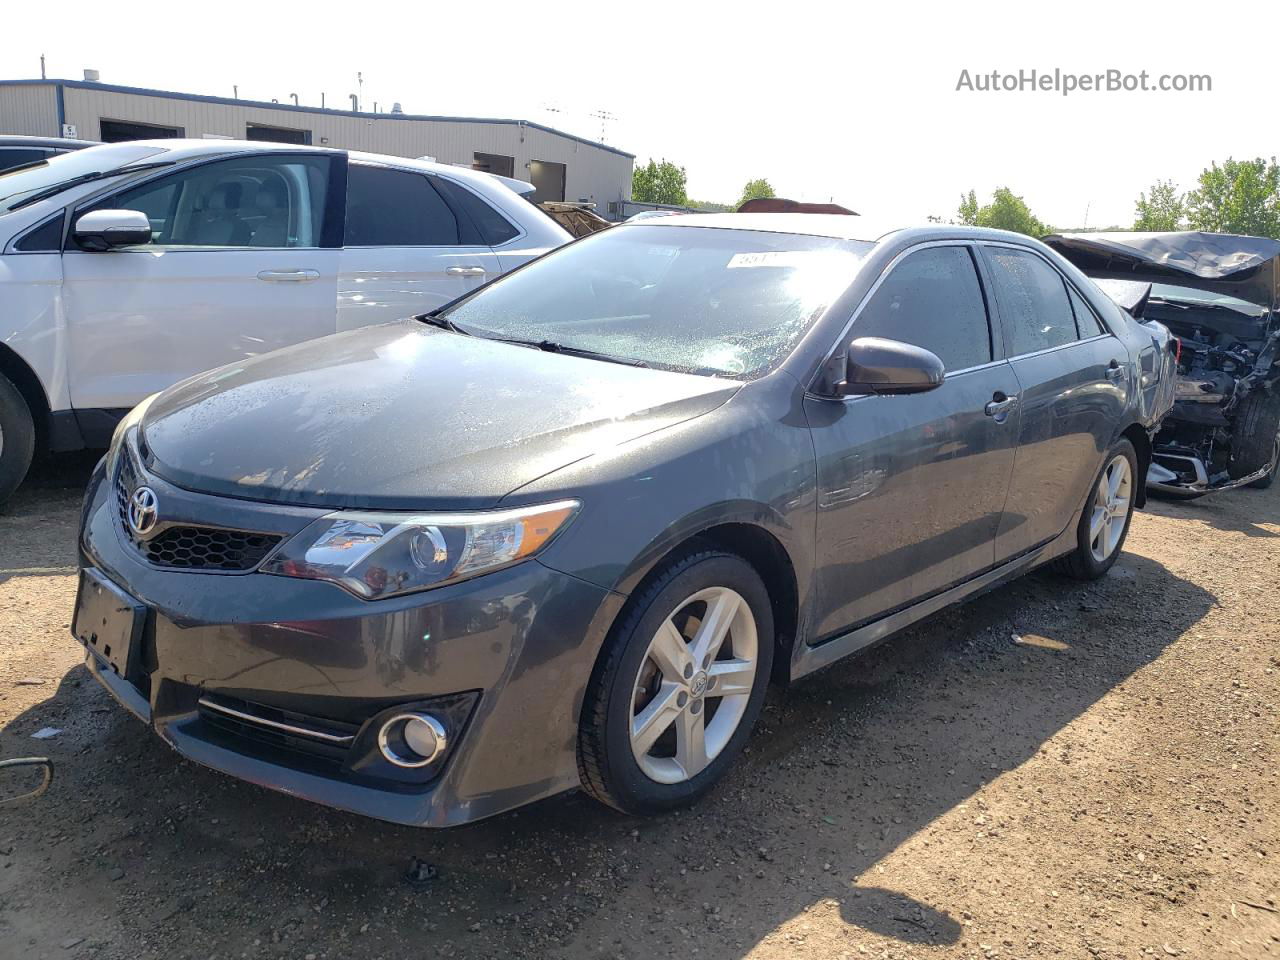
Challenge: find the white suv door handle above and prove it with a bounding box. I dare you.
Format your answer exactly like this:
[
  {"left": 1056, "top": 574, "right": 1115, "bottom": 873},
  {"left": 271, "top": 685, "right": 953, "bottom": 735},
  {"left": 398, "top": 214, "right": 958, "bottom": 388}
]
[
  {"left": 257, "top": 269, "right": 320, "bottom": 282},
  {"left": 445, "top": 265, "right": 488, "bottom": 277}
]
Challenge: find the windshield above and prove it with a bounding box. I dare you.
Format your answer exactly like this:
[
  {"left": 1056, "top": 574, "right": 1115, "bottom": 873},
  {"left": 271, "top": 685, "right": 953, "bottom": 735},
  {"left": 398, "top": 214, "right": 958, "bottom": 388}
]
[
  {"left": 0, "top": 143, "right": 168, "bottom": 212},
  {"left": 1149, "top": 282, "right": 1267, "bottom": 315},
  {"left": 441, "top": 225, "right": 872, "bottom": 377}
]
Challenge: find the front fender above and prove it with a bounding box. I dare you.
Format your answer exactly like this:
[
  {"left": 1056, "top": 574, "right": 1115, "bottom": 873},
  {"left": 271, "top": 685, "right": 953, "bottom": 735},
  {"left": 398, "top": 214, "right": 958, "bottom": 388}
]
[{"left": 503, "top": 374, "right": 818, "bottom": 607}]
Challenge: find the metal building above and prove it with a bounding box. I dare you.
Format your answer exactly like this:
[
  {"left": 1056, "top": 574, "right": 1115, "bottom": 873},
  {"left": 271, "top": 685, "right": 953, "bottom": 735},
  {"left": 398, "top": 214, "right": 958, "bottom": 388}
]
[{"left": 0, "top": 78, "right": 634, "bottom": 211}]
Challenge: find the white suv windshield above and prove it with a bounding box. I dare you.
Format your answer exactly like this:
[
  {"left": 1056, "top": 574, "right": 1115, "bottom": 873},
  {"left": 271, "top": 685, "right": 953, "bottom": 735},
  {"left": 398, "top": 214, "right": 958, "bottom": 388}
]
[
  {"left": 442, "top": 224, "right": 871, "bottom": 378},
  {"left": 0, "top": 144, "right": 168, "bottom": 212}
]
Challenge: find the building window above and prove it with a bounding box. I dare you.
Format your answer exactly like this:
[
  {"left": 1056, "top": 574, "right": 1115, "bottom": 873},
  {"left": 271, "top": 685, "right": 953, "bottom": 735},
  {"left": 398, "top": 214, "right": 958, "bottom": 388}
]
[
  {"left": 472, "top": 153, "right": 515, "bottom": 178},
  {"left": 246, "top": 124, "right": 312, "bottom": 145},
  {"left": 99, "top": 119, "right": 184, "bottom": 142}
]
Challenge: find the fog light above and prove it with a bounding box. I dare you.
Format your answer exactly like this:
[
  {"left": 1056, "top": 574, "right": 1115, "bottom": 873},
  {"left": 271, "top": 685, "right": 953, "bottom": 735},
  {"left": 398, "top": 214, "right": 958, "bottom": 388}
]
[{"left": 377, "top": 713, "right": 448, "bottom": 768}]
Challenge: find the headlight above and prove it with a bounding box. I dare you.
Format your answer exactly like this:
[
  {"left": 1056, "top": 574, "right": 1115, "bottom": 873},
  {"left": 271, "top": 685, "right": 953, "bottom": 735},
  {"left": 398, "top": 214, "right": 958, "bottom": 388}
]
[
  {"left": 105, "top": 392, "right": 160, "bottom": 476},
  {"left": 261, "top": 500, "right": 580, "bottom": 599}
]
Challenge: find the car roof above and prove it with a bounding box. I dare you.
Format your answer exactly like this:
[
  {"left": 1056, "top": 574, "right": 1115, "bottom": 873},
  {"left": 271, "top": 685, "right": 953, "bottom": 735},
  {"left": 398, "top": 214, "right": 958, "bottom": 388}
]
[
  {"left": 0, "top": 135, "right": 97, "bottom": 149},
  {"left": 72, "top": 138, "right": 520, "bottom": 195},
  {"left": 641, "top": 213, "right": 899, "bottom": 241},
  {"left": 630, "top": 212, "right": 1057, "bottom": 248}
]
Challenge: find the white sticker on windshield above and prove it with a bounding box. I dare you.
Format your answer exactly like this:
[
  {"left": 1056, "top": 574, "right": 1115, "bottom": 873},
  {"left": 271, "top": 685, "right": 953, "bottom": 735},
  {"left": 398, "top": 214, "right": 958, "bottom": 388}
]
[{"left": 727, "top": 251, "right": 820, "bottom": 269}]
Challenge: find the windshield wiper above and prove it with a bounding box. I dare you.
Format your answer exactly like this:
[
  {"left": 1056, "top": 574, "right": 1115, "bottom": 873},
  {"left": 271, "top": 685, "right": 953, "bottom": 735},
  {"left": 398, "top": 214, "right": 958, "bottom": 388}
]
[
  {"left": 5, "top": 160, "right": 177, "bottom": 211},
  {"left": 486, "top": 337, "right": 649, "bottom": 368},
  {"left": 415, "top": 311, "right": 472, "bottom": 336}
]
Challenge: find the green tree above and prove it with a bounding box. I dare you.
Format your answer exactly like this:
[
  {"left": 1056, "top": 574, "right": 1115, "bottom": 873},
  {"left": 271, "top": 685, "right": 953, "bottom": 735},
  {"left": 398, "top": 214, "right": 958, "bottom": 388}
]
[
  {"left": 736, "top": 178, "right": 776, "bottom": 208},
  {"left": 957, "top": 187, "right": 1051, "bottom": 236},
  {"left": 1185, "top": 157, "right": 1280, "bottom": 238},
  {"left": 1133, "top": 179, "right": 1186, "bottom": 231},
  {"left": 632, "top": 159, "right": 688, "bottom": 206}
]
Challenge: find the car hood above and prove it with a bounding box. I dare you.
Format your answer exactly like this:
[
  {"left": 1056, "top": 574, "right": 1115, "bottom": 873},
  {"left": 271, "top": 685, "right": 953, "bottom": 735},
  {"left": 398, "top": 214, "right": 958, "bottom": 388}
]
[
  {"left": 141, "top": 321, "right": 739, "bottom": 509},
  {"left": 1043, "top": 231, "right": 1280, "bottom": 307}
]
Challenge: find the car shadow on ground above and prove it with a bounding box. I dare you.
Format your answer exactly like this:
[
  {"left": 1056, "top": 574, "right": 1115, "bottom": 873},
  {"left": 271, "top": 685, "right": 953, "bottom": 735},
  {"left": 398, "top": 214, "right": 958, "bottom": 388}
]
[
  {"left": 0, "top": 526, "right": 1217, "bottom": 959},
  {"left": 1145, "top": 484, "right": 1279, "bottom": 539}
]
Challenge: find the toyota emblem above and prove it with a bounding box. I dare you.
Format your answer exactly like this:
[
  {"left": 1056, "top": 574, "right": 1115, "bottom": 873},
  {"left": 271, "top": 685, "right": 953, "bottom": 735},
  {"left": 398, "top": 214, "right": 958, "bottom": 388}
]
[{"left": 127, "top": 486, "right": 159, "bottom": 537}]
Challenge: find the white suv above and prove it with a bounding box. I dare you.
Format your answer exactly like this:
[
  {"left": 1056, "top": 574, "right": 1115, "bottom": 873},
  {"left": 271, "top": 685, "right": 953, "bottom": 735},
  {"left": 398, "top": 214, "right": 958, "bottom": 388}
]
[{"left": 0, "top": 140, "right": 570, "bottom": 503}]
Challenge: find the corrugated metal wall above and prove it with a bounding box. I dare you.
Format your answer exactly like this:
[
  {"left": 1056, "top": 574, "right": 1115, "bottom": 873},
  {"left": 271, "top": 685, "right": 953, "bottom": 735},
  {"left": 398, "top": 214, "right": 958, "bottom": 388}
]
[
  {"left": 10, "top": 83, "right": 631, "bottom": 211},
  {"left": 0, "top": 84, "right": 59, "bottom": 137}
]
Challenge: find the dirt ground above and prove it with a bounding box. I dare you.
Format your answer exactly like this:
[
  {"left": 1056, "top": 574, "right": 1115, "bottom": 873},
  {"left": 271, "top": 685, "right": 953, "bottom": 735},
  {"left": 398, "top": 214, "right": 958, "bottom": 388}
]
[{"left": 0, "top": 454, "right": 1276, "bottom": 960}]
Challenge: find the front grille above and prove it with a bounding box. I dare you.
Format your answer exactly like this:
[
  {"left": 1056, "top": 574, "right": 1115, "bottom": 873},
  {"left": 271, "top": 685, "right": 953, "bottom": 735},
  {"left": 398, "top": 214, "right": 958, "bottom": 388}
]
[
  {"left": 197, "top": 694, "right": 357, "bottom": 766},
  {"left": 139, "top": 526, "right": 282, "bottom": 571},
  {"left": 113, "top": 448, "right": 282, "bottom": 572}
]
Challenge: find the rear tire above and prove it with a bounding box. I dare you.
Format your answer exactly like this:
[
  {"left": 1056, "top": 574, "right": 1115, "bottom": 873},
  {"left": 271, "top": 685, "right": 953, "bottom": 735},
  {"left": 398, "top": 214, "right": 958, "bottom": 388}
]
[
  {"left": 578, "top": 549, "right": 774, "bottom": 816},
  {"left": 1056, "top": 439, "right": 1138, "bottom": 581},
  {"left": 1230, "top": 391, "right": 1280, "bottom": 480},
  {"left": 0, "top": 373, "right": 36, "bottom": 507}
]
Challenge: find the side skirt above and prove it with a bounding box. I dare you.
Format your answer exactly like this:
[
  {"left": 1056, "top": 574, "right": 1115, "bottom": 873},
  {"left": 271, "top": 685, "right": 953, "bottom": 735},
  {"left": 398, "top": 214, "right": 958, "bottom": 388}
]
[{"left": 791, "top": 524, "right": 1078, "bottom": 681}]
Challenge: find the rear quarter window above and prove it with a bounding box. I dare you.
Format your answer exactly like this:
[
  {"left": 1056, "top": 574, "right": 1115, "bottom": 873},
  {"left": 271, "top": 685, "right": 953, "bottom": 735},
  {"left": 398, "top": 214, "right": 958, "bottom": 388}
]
[{"left": 432, "top": 178, "right": 520, "bottom": 246}]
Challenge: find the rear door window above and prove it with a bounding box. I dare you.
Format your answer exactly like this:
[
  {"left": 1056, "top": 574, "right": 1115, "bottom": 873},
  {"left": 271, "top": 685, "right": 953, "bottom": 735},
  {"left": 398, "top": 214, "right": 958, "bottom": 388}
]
[
  {"left": 853, "top": 245, "right": 993, "bottom": 371},
  {"left": 345, "top": 165, "right": 460, "bottom": 246},
  {"left": 985, "top": 247, "right": 1078, "bottom": 355}
]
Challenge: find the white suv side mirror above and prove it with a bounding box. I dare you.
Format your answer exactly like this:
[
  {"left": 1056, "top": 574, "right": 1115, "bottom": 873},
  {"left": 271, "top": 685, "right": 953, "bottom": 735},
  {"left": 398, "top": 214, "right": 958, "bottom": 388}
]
[{"left": 73, "top": 209, "right": 153, "bottom": 251}]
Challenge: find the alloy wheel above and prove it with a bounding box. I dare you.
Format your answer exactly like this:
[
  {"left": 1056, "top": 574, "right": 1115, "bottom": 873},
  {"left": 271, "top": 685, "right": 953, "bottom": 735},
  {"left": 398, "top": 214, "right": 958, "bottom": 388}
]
[
  {"left": 629, "top": 586, "right": 758, "bottom": 784},
  {"left": 1089, "top": 454, "right": 1132, "bottom": 563}
]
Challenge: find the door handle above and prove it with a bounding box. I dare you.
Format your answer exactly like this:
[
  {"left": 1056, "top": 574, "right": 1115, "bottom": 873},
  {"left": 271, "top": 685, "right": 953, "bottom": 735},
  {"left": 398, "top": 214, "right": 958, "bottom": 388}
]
[
  {"left": 445, "top": 265, "right": 488, "bottom": 277},
  {"left": 1105, "top": 359, "right": 1125, "bottom": 381},
  {"left": 257, "top": 269, "right": 320, "bottom": 282},
  {"left": 984, "top": 393, "right": 1019, "bottom": 419}
]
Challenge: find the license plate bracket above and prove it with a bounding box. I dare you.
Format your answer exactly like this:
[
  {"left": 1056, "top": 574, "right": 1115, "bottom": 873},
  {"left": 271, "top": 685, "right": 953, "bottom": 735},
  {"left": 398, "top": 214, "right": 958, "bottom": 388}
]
[{"left": 73, "top": 569, "right": 145, "bottom": 682}]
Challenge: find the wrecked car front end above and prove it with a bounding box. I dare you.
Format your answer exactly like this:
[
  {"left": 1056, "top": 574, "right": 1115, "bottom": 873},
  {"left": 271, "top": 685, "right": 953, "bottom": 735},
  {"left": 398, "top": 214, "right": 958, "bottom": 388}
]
[{"left": 1044, "top": 231, "right": 1280, "bottom": 497}]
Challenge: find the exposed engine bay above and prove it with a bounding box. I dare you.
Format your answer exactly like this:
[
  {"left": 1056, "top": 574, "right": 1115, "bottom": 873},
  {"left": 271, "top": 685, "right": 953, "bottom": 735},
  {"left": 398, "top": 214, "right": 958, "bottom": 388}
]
[{"left": 1044, "top": 232, "right": 1280, "bottom": 497}]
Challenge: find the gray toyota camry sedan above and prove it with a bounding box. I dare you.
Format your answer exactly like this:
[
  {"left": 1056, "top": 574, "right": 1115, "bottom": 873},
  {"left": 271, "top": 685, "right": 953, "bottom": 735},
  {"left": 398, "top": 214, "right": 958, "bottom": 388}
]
[{"left": 75, "top": 214, "right": 1177, "bottom": 826}]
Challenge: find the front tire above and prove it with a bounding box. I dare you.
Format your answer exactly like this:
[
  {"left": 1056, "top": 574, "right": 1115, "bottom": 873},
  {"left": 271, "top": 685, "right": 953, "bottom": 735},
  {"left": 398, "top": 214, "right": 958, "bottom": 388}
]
[
  {"left": 1230, "top": 391, "right": 1280, "bottom": 480},
  {"left": 578, "top": 549, "right": 774, "bottom": 816},
  {"left": 0, "top": 373, "right": 36, "bottom": 507},
  {"left": 1057, "top": 439, "right": 1137, "bottom": 581},
  {"left": 1247, "top": 431, "right": 1279, "bottom": 490}
]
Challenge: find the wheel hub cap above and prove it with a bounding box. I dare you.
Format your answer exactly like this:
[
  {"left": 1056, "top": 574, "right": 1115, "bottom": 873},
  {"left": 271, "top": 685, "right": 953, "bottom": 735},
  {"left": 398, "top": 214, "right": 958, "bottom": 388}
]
[
  {"left": 629, "top": 586, "right": 759, "bottom": 785},
  {"left": 689, "top": 670, "right": 708, "bottom": 698},
  {"left": 1089, "top": 454, "right": 1132, "bottom": 563}
]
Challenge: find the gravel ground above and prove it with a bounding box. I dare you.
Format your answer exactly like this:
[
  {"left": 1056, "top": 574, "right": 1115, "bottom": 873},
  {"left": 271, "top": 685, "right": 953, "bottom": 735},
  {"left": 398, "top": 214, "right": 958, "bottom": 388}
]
[{"left": 0, "top": 454, "right": 1276, "bottom": 960}]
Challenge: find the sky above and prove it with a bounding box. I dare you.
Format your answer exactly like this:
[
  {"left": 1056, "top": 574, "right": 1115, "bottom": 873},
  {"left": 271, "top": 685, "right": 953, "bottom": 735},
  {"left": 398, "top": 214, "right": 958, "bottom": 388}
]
[{"left": 4, "top": 0, "right": 1276, "bottom": 228}]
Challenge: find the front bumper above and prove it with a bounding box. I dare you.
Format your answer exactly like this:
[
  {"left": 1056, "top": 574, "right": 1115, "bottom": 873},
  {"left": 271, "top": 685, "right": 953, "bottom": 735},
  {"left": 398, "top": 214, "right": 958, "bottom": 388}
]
[
  {"left": 77, "top": 456, "right": 624, "bottom": 827},
  {"left": 1148, "top": 447, "right": 1276, "bottom": 498}
]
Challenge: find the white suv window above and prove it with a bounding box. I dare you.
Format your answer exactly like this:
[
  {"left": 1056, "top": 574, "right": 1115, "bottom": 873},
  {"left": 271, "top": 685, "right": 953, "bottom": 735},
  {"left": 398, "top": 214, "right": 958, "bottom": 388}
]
[
  {"left": 104, "top": 155, "right": 334, "bottom": 248},
  {"left": 345, "top": 165, "right": 461, "bottom": 246}
]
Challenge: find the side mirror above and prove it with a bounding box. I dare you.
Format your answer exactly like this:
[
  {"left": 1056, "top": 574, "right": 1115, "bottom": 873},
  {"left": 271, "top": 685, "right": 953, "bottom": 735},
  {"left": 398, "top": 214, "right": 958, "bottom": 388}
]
[
  {"left": 73, "top": 209, "right": 153, "bottom": 251},
  {"left": 835, "top": 337, "right": 946, "bottom": 396}
]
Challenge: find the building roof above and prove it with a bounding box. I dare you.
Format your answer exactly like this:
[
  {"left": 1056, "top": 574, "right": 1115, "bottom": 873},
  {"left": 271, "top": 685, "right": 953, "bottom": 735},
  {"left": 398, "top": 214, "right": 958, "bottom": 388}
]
[{"left": 0, "top": 79, "right": 635, "bottom": 159}]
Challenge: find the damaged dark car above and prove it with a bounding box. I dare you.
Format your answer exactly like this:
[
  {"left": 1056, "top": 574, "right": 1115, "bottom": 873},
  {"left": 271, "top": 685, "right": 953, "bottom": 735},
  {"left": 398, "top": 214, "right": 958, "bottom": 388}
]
[{"left": 1045, "top": 231, "right": 1280, "bottom": 497}]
